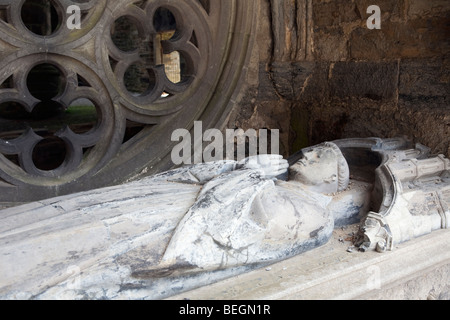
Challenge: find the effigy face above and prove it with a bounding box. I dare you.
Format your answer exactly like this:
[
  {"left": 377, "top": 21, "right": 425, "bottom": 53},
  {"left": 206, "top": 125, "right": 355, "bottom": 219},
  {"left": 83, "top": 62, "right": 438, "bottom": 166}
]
[{"left": 289, "top": 142, "right": 350, "bottom": 194}]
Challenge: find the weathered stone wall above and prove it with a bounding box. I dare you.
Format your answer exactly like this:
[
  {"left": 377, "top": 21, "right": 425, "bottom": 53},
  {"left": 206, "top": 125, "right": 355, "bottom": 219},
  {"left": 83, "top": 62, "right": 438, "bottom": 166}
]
[{"left": 228, "top": 0, "right": 449, "bottom": 157}]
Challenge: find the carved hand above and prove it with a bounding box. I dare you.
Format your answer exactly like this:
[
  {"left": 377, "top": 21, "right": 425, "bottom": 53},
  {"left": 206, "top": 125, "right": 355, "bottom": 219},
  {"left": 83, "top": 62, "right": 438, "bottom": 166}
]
[{"left": 238, "top": 154, "right": 289, "bottom": 179}]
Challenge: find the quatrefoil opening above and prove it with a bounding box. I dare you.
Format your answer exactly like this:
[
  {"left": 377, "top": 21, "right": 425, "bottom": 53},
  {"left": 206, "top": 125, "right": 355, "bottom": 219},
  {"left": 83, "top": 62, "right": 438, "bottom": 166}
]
[
  {"left": 0, "top": 63, "right": 100, "bottom": 176},
  {"left": 109, "top": 5, "right": 197, "bottom": 102}
]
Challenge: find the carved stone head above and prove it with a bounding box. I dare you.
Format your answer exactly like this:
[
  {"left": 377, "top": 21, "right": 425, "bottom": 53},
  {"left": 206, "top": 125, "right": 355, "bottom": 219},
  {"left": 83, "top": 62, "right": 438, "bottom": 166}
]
[{"left": 289, "top": 142, "right": 350, "bottom": 194}]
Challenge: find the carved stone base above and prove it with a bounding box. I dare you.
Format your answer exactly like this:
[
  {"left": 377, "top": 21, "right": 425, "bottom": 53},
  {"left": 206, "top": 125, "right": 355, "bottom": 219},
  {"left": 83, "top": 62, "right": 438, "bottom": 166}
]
[{"left": 167, "top": 226, "right": 450, "bottom": 300}]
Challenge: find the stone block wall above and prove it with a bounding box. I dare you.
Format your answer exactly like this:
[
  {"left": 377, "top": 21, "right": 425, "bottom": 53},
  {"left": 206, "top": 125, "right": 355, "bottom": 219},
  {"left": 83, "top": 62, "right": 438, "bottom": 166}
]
[{"left": 228, "top": 0, "right": 449, "bottom": 157}]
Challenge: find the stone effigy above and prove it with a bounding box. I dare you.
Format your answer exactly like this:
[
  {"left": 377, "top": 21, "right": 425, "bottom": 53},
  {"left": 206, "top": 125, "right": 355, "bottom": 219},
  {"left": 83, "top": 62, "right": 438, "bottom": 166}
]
[{"left": 0, "top": 137, "right": 448, "bottom": 299}]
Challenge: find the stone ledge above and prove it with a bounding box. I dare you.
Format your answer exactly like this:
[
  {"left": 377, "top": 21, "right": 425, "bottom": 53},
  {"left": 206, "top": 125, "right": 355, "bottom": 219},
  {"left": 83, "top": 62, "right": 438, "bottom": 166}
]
[{"left": 167, "top": 227, "right": 450, "bottom": 300}]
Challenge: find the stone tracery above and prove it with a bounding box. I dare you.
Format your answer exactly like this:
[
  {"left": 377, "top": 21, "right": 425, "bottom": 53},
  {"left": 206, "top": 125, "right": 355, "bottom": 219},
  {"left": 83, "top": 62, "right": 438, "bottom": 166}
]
[{"left": 0, "top": 0, "right": 257, "bottom": 204}]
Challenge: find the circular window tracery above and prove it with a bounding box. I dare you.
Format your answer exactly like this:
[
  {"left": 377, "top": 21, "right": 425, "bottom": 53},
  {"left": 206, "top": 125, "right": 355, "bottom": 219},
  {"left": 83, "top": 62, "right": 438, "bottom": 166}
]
[
  {"left": 0, "top": 0, "right": 212, "bottom": 179},
  {"left": 0, "top": 0, "right": 257, "bottom": 203},
  {"left": 106, "top": 2, "right": 206, "bottom": 107},
  {"left": 0, "top": 55, "right": 113, "bottom": 178}
]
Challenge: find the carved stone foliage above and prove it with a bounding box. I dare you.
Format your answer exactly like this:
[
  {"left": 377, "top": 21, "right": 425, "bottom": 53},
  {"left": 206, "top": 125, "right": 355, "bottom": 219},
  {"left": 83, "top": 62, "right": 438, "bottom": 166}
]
[{"left": 0, "top": 0, "right": 258, "bottom": 204}]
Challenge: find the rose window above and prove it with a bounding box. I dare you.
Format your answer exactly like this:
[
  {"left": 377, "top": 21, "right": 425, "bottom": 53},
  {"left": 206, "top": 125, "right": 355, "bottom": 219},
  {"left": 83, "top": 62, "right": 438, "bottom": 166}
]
[{"left": 0, "top": 0, "right": 257, "bottom": 204}]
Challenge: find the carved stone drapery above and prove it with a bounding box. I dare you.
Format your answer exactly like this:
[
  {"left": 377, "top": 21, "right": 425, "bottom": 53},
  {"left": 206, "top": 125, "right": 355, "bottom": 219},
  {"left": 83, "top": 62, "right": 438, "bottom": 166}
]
[{"left": 0, "top": 0, "right": 258, "bottom": 204}]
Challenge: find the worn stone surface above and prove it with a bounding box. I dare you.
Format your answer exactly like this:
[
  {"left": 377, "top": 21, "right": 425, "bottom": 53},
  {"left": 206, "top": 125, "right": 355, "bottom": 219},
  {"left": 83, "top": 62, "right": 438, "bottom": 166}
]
[
  {"left": 229, "top": 0, "right": 450, "bottom": 159},
  {"left": 1, "top": 151, "right": 350, "bottom": 299},
  {"left": 329, "top": 61, "right": 399, "bottom": 101},
  {"left": 167, "top": 226, "right": 450, "bottom": 300},
  {"left": 399, "top": 57, "right": 450, "bottom": 102},
  {"left": 150, "top": 171, "right": 332, "bottom": 275},
  {"left": 358, "top": 147, "right": 450, "bottom": 251},
  {"left": 1, "top": 138, "right": 448, "bottom": 300}
]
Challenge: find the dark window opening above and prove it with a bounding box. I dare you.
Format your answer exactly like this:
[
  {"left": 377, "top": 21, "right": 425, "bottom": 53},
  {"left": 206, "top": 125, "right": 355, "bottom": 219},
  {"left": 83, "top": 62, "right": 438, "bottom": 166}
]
[{"left": 21, "top": 0, "right": 61, "bottom": 36}]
